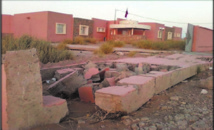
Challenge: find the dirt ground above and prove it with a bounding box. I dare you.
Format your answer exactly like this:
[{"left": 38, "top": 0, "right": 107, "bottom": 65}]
[{"left": 32, "top": 51, "right": 213, "bottom": 130}]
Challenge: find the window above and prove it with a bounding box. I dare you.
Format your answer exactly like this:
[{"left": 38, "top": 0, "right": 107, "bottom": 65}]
[
  {"left": 56, "top": 23, "right": 66, "bottom": 34},
  {"left": 167, "top": 32, "right": 172, "bottom": 40},
  {"left": 79, "top": 25, "right": 89, "bottom": 36},
  {"left": 157, "top": 30, "right": 163, "bottom": 38},
  {"left": 97, "top": 27, "right": 105, "bottom": 32}
]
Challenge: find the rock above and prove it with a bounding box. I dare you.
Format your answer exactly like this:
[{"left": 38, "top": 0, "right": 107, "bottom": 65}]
[
  {"left": 140, "top": 117, "right": 150, "bottom": 122},
  {"left": 138, "top": 121, "right": 145, "bottom": 127},
  {"left": 174, "top": 114, "right": 185, "bottom": 121},
  {"left": 115, "top": 71, "right": 135, "bottom": 82},
  {"left": 104, "top": 69, "right": 120, "bottom": 78},
  {"left": 131, "top": 123, "right": 139, "bottom": 130},
  {"left": 199, "top": 76, "right": 213, "bottom": 90},
  {"left": 170, "top": 96, "right": 180, "bottom": 101},
  {"left": 200, "top": 89, "right": 208, "bottom": 94},
  {"left": 135, "top": 63, "right": 150, "bottom": 74},
  {"left": 116, "top": 52, "right": 124, "bottom": 56},
  {"left": 132, "top": 118, "right": 140, "bottom": 122},
  {"left": 116, "top": 63, "right": 128, "bottom": 71},
  {"left": 148, "top": 125, "right": 157, "bottom": 130},
  {"left": 121, "top": 116, "right": 131, "bottom": 120},
  {"left": 177, "top": 120, "right": 187, "bottom": 129},
  {"left": 99, "top": 77, "right": 115, "bottom": 88},
  {"left": 100, "top": 125, "right": 105, "bottom": 128},
  {"left": 122, "top": 118, "right": 132, "bottom": 126}
]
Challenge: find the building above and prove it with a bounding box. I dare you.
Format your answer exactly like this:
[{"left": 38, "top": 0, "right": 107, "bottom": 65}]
[{"left": 2, "top": 11, "right": 183, "bottom": 42}]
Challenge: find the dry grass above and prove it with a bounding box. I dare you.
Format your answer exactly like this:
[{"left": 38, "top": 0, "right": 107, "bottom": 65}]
[
  {"left": 56, "top": 42, "right": 69, "bottom": 50},
  {"left": 107, "top": 40, "right": 125, "bottom": 47},
  {"left": 99, "top": 42, "right": 114, "bottom": 54},
  {"left": 132, "top": 40, "right": 185, "bottom": 50},
  {"left": 85, "top": 37, "right": 97, "bottom": 44},
  {"left": 61, "top": 39, "right": 74, "bottom": 44},
  {"left": 73, "top": 36, "right": 85, "bottom": 45},
  {"left": 2, "top": 35, "right": 74, "bottom": 64}
]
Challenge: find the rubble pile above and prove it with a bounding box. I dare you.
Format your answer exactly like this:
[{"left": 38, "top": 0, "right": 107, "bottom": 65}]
[{"left": 43, "top": 61, "right": 180, "bottom": 103}]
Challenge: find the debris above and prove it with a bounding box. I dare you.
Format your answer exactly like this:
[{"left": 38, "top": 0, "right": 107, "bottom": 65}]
[
  {"left": 200, "top": 89, "right": 208, "bottom": 94},
  {"left": 48, "top": 71, "right": 87, "bottom": 98},
  {"left": 84, "top": 68, "right": 99, "bottom": 80},
  {"left": 84, "top": 61, "right": 97, "bottom": 70},
  {"left": 46, "top": 80, "right": 50, "bottom": 84},
  {"left": 116, "top": 63, "right": 129, "bottom": 71},
  {"left": 100, "top": 125, "right": 105, "bottom": 128},
  {"left": 115, "top": 52, "right": 124, "bottom": 56},
  {"left": 209, "top": 67, "right": 212, "bottom": 70},
  {"left": 52, "top": 78, "right": 56, "bottom": 81},
  {"left": 78, "top": 120, "right": 85, "bottom": 124},
  {"left": 181, "top": 80, "right": 188, "bottom": 83},
  {"left": 170, "top": 96, "right": 180, "bottom": 101}
]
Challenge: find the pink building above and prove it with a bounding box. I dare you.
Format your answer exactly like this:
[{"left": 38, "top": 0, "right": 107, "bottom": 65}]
[
  {"left": 2, "top": 11, "right": 183, "bottom": 42},
  {"left": 92, "top": 18, "right": 108, "bottom": 41},
  {"left": 140, "top": 22, "right": 165, "bottom": 41},
  {"left": 3, "top": 11, "right": 73, "bottom": 42}
]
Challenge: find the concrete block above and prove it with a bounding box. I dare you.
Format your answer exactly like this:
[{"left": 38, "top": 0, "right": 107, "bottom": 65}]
[
  {"left": 48, "top": 71, "right": 87, "bottom": 97},
  {"left": 140, "top": 71, "right": 172, "bottom": 94},
  {"left": 54, "top": 68, "right": 74, "bottom": 80},
  {"left": 2, "top": 49, "right": 68, "bottom": 130},
  {"left": 104, "top": 69, "right": 120, "bottom": 78},
  {"left": 95, "top": 76, "right": 155, "bottom": 113},
  {"left": 78, "top": 86, "right": 95, "bottom": 103},
  {"left": 100, "top": 77, "right": 116, "bottom": 87},
  {"left": 84, "top": 68, "right": 99, "bottom": 79}
]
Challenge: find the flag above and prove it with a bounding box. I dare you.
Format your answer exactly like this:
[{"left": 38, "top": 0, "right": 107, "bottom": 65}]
[{"left": 125, "top": 9, "right": 128, "bottom": 18}]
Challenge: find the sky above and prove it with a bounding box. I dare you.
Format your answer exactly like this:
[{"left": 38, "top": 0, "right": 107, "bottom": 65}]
[{"left": 2, "top": 1, "right": 213, "bottom": 38}]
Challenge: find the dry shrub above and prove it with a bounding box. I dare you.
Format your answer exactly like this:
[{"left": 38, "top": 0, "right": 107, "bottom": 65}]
[
  {"left": 128, "top": 51, "right": 137, "bottom": 57},
  {"left": 56, "top": 42, "right": 69, "bottom": 50},
  {"left": 107, "top": 40, "right": 125, "bottom": 47},
  {"left": 99, "top": 42, "right": 114, "bottom": 54},
  {"left": 85, "top": 37, "right": 97, "bottom": 44},
  {"left": 62, "top": 39, "right": 74, "bottom": 44},
  {"left": 133, "top": 40, "right": 185, "bottom": 50},
  {"left": 2, "top": 35, "right": 73, "bottom": 64},
  {"left": 93, "top": 49, "right": 105, "bottom": 57},
  {"left": 73, "top": 36, "right": 85, "bottom": 45}
]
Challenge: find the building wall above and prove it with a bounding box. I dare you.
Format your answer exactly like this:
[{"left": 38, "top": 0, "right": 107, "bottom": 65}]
[
  {"left": 13, "top": 12, "right": 48, "bottom": 40},
  {"left": 173, "top": 26, "right": 182, "bottom": 41},
  {"left": 192, "top": 26, "right": 213, "bottom": 52},
  {"left": 92, "top": 18, "right": 108, "bottom": 41},
  {"left": 2, "top": 15, "right": 14, "bottom": 36},
  {"left": 140, "top": 22, "right": 165, "bottom": 41},
  {"left": 47, "top": 11, "right": 73, "bottom": 42},
  {"left": 164, "top": 26, "right": 175, "bottom": 41},
  {"left": 73, "top": 18, "right": 93, "bottom": 39}
]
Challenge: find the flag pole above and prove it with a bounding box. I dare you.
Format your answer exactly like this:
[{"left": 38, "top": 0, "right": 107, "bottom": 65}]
[{"left": 114, "top": 9, "right": 117, "bottom": 24}]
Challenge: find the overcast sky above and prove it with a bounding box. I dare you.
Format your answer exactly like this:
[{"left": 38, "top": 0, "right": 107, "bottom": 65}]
[{"left": 2, "top": 1, "right": 213, "bottom": 38}]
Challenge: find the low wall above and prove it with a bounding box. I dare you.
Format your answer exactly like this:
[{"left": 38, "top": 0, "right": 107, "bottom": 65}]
[{"left": 110, "top": 35, "right": 146, "bottom": 42}]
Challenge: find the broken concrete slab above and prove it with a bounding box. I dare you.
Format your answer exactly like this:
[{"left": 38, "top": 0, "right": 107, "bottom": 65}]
[
  {"left": 2, "top": 49, "right": 68, "bottom": 130},
  {"left": 84, "top": 68, "right": 99, "bottom": 80},
  {"left": 99, "top": 77, "right": 116, "bottom": 88},
  {"left": 78, "top": 86, "right": 95, "bottom": 103},
  {"left": 48, "top": 70, "right": 87, "bottom": 98},
  {"left": 54, "top": 68, "right": 75, "bottom": 80},
  {"left": 104, "top": 69, "right": 120, "bottom": 78},
  {"left": 95, "top": 76, "right": 155, "bottom": 113}
]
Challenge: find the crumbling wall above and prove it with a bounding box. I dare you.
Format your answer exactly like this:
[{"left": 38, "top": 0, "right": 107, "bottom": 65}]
[{"left": 2, "top": 48, "right": 67, "bottom": 130}]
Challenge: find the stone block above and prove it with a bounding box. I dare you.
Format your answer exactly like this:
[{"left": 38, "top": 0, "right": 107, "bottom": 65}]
[
  {"left": 54, "top": 68, "right": 74, "bottom": 80},
  {"left": 99, "top": 77, "right": 116, "bottom": 87},
  {"left": 2, "top": 49, "right": 68, "bottom": 130}
]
